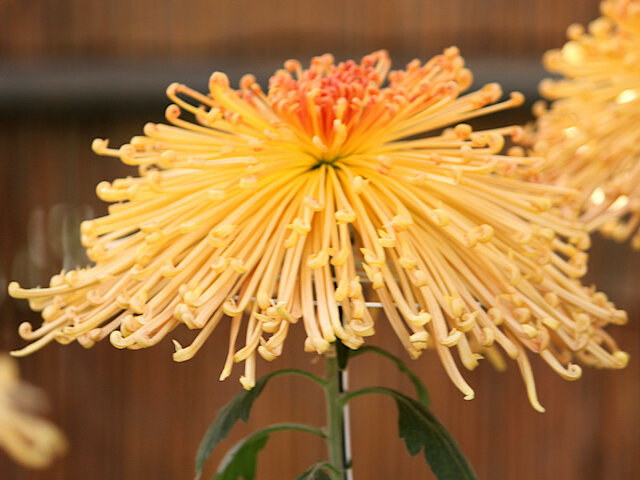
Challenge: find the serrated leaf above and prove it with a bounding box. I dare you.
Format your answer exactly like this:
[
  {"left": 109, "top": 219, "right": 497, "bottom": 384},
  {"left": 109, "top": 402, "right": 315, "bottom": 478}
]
[
  {"left": 194, "top": 374, "right": 273, "bottom": 479},
  {"left": 351, "top": 346, "right": 431, "bottom": 407},
  {"left": 344, "top": 387, "right": 476, "bottom": 480},
  {"left": 294, "top": 462, "right": 334, "bottom": 480},
  {"left": 214, "top": 423, "right": 326, "bottom": 480},
  {"left": 393, "top": 390, "right": 476, "bottom": 480},
  {"left": 195, "top": 369, "right": 325, "bottom": 480}
]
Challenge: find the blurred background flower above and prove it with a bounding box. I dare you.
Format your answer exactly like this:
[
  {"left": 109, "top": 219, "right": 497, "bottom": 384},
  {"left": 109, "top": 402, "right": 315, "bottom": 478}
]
[
  {"left": 0, "top": 1, "right": 638, "bottom": 479},
  {"left": 0, "top": 355, "right": 66, "bottom": 469},
  {"left": 533, "top": 0, "right": 640, "bottom": 248}
]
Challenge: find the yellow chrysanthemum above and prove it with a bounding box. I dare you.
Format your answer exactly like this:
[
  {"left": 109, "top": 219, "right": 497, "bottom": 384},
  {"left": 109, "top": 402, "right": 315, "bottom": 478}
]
[
  {"left": 0, "top": 355, "right": 67, "bottom": 468},
  {"left": 9, "top": 48, "right": 628, "bottom": 410},
  {"left": 533, "top": 0, "right": 640, "bottom": 247}
]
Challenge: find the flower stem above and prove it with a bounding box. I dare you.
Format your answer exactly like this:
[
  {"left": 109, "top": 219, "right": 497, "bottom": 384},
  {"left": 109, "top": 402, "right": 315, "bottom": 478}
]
[{"left": 325, "top": 348, "right": 350, "bottom": 480}]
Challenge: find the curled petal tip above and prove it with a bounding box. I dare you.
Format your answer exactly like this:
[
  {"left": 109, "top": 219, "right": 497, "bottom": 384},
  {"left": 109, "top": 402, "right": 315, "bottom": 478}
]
[
  {"left": 109, "top": 331, "right": 127, "bottom": 349},
  {"left": 613, "top": 351, "right": 630, "bottom": 368},
  {"left": 8, "top": 281, "right": 22, "bottom": 297},
  {"left": 510, "top": 91, "right": 525, "bottom": 106},
  {"left": 209, "top": 71, "right": 230, "bottom": 89},
  {"left": 239, "top": 376, "right": 255, "bottom": 390},
  {"left": 166, "top": 82, "right": 181, "bottom": 96},
  {"left": 91, "top": 138, "right": 109, "bottom": 153},
  {"left": 258, "top": 346, "right": 278, "bottom": 361},
  {"left": 165, "top": 104, "right": 181, "bottom": 121},
  {"left": 172, "top": 341, "right": 196, "bottom": 363},
  {"left": 17, "top": 322, "right": 34, "bottom": 338},
  {"left": 565, "top": 363, "right": 583, "bottom": 381}
]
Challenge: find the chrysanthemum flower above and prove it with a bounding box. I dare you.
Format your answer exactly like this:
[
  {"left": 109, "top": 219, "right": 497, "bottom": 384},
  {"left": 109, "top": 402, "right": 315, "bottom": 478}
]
[
  {"left": 0, "top": 355, "right": 67, "bottom": 468},
  {"left": 9, "top": 48, "right": 628, "bottom": 410},
  {"left": 533, "top": 0, "right": 640, "bottom": 248}
]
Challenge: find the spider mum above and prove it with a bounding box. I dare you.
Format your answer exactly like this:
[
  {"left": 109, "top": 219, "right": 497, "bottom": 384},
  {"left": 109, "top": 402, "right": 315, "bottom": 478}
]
[
  {"left": 0, "top": 356, "right": 67, "bottom": 468},
  {"left": 533, "top": 0, "right": 640, "bottom": 247},
  {"left": 9, "top": 48, "right": 628, "bottom": 410}
]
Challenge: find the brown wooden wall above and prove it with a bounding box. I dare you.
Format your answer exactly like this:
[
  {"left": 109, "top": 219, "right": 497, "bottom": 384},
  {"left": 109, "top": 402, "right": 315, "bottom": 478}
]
[
  {"left": 2, "top": 1, "right": 639, "bottom": 479},
  {"left": 0, "top": 0, "right": 603, "bottom": 61}
]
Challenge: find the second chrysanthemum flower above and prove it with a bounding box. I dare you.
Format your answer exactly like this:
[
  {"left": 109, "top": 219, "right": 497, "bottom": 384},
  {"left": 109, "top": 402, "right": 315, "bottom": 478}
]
[{"left": 533, "top": 0, "right": 640, "bottom": 247}]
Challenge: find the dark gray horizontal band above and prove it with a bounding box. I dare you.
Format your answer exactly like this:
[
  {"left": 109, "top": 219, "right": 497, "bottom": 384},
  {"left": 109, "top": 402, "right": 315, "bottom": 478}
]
[{"left": 0, "top": 56, "right": 547, "bottom": 114}]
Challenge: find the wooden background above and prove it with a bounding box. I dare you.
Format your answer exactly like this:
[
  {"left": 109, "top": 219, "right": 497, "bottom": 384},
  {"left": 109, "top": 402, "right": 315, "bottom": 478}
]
[{"left": 1, "top": 1, "right": 639, "bottom": 479}]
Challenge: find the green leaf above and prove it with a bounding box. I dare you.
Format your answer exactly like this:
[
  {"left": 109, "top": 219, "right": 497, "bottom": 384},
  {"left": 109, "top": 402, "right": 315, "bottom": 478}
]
[
  {"left": 195, "top": 369, "right": 325, "bottom": 479},
  {"left": 214, "top": 433, "right": 268, "bottom": 480},
  {"left": 214, "top": 423, "right": 325, "bottom": 480},
  {"left": 342, "top": 387, "right": 477, "bottom": 480},
  {"left": 195, "top": 377, "right": 270, "bottom": 479},
  {"left": 350, "top": 346, "right": 430, "bottom": 407},
  {"left": 294, "top": 462, "right": 336, "bottom": 480}
]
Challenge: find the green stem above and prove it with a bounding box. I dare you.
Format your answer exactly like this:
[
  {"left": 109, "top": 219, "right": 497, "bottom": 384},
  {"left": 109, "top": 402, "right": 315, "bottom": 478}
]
[{"left": 325, "top": 350, "right": 347, "bottom": 480}]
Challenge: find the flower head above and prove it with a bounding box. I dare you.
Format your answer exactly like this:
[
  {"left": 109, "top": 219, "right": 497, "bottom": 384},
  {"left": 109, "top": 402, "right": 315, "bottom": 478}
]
[
  {"left": 9, "top": 48, "right": 628, "bottom": 409},
  {"left": 533, "top": 0, "right": 640, "bottom": 247},
  {"left": 0, "top": 355, "right": 67, "bottom": 468}
]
